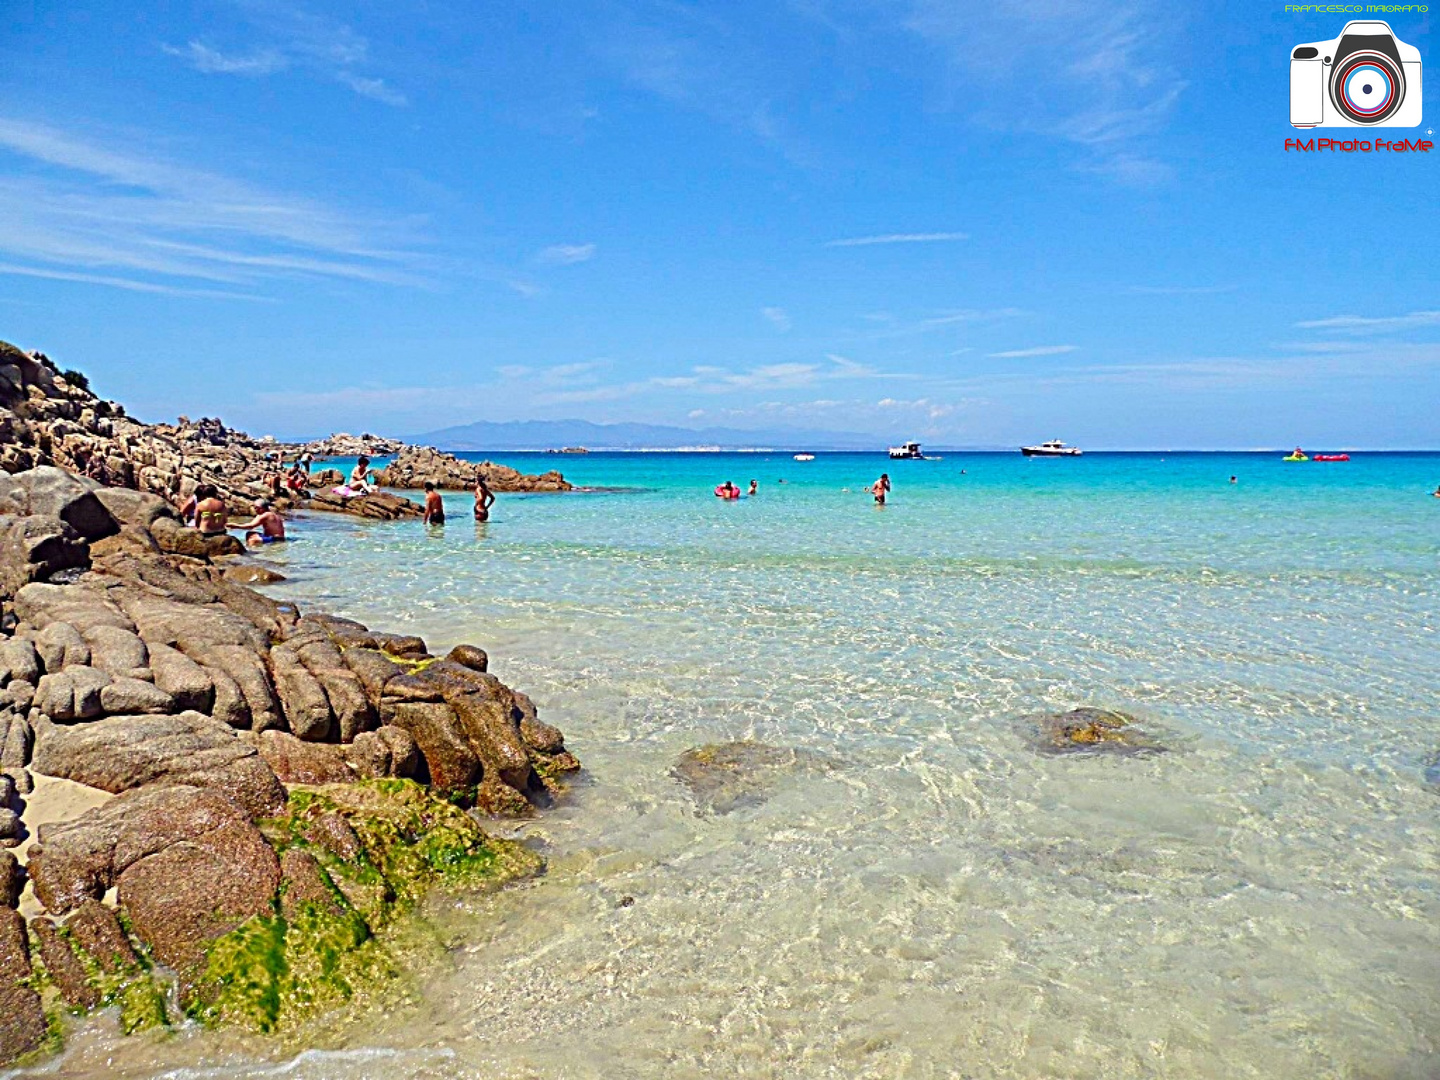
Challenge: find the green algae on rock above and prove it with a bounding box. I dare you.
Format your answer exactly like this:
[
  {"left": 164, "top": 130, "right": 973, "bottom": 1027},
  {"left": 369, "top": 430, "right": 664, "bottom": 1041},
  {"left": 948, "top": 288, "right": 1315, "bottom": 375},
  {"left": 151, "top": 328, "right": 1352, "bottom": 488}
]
[
  {"left": 19, "top": 780, "right": 543, "bottom": 1046},
  {"left": 192, "top": 778, "right": 543, "bottom": 1033}
]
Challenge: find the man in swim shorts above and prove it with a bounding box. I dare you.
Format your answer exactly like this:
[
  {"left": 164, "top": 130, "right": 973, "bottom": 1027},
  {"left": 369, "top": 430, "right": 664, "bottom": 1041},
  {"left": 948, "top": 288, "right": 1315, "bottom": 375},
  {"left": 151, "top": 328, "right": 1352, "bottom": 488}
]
[
  {"left": 230, "top": 499, "right": 286, "bottom": 547},
  {"left": 423, "top": 481, "right": 446, "bottom": 525},
  {"left": 871, "top": 473, "right": 890, "bottom": 505}
]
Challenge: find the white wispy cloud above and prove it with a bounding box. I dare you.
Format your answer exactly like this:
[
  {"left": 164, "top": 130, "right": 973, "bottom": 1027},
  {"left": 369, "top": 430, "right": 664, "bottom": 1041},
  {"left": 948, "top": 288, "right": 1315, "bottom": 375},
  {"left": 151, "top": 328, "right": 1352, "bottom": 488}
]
[
  {"left": 163, "top": 6, "right": 406, "bottom": 106},
  {"left": 899, "top": 0, "right": 1185, "bottom": 183},
  {"left": 162, "top": 42, "right": 287, "bottom": 75},
  {"left": 989, "top": 345, "right": 1079, "bottom": 358},
  {"left": 536, "top": 243, "right": 597, "bottom": 266},
  {"left": 0, "top": 117, "right": 425, "bottom": 296},
  {"left": 761, "top": 306, "right": 792, "bottom": 331},
  {"left": 1295, "top": 310, "right": 1440, "bottom": 333},
  {"left": 826, "top": 232, "right": 968, "bottom": 247}
]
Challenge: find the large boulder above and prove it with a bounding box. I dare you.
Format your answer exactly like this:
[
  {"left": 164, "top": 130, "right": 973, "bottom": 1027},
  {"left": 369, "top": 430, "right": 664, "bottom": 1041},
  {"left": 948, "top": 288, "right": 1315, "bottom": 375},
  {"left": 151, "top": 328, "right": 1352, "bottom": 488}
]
[
  {"left": 31, "top": 711, "right": 286, "bottom": 818},
  {"left": 90, "top": 487, "right": 179, "bottom": 529},
  {"left": 26, "top": 786, "right": 281, "bottom": 981},
  {"left": 0, "top": 466, "right": 119, "bottom": 541},
  {"left": 0, "top": 514, "right": 89, "bottom": 597},
  {"left": 33, "top": 666, "right": 110, "bottom": 721}
]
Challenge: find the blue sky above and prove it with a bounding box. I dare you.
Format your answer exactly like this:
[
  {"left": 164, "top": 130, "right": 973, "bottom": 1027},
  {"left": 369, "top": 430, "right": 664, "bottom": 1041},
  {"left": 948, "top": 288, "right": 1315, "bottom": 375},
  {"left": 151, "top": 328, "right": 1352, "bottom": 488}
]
[{"left": 1, "top": 0, "right": 1436, "bottom": 447}]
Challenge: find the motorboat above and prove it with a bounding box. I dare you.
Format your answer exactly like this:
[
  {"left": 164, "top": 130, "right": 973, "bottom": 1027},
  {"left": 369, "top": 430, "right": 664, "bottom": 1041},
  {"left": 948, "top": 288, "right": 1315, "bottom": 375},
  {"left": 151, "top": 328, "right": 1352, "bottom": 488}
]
[
  {"left": 888, "top": 441, "right": 924, "bottom": 460},
  {"left": 793, "top": 453, "right": 816, "bottom": 462},
  {"left": 1282, "top": 448, "right": 1308, "bottom": 462},
  {"left": 1021, "top": 439, "right": 1082, "bottom": 457}
]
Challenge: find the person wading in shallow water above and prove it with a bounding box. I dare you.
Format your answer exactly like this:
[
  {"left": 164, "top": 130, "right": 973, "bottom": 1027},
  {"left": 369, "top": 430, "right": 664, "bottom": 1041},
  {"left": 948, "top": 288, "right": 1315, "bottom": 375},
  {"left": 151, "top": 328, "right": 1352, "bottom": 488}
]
[
  {"left": 230, "top": 499, "right": 287, "bottom": 547},
  {"left": 423, "top": 481, "right": 446, "bottom": 525},
  {"left": 474, "top": 475, "right": 496, "bottom": 521},
  {"left": 870, "top": 473, "right": 891, "bottom": 506}
]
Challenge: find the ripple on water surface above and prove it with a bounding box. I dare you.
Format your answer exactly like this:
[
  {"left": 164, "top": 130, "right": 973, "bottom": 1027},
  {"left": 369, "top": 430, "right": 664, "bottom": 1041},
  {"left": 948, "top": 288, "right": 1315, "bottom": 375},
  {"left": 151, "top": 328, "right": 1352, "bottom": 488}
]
[{"left": 19, "top": 454, "right": 1440, "bottom": 1079}]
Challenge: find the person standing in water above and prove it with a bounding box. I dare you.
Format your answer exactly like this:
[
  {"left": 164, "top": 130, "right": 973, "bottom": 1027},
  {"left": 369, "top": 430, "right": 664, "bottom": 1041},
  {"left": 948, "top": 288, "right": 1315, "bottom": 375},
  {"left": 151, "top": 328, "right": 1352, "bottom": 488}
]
[
  {"left": 422, "top": 481, "right": 445, "bottom": 525},
  {"left": 748, "top": 479, "right": 758, "bottom": 496},
  {"left": 474, "top": 475, "right": 496, "bottom": 521},
  {"left": 871, "top": 473, "right": 891, "bottom": 506}
]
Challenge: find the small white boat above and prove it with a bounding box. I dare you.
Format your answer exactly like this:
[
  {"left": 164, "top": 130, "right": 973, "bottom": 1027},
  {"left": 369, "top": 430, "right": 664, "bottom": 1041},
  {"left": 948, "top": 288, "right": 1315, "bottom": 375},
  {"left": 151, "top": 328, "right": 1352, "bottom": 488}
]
[
  {"left": 1021, "top": 439, "right": 1082, "bottom": 457},
  {"left": 793, "top": 453, "right": 815, "bottom": 461},
  {"left": 888, "top": 441, "right": 924, "bottom": 460}
]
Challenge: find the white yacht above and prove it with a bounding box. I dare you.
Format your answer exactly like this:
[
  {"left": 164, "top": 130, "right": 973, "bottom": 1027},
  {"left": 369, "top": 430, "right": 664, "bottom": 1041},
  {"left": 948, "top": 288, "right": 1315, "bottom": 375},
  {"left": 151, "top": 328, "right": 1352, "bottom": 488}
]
[
  {"left": 888, "top": 441, "right": 924, "bottom": 460},
  {"left": 1021, "top": 439, "right": 1082, "bottom": 457},
  {"left": 793, "top": 453, "right": 815, "bottom": 462}
]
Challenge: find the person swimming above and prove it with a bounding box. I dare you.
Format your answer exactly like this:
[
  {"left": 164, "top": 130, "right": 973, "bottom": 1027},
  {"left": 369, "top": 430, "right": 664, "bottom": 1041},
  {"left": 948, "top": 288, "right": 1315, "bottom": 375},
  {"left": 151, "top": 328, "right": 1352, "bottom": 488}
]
[
  {"left": 423, "top": 481, "right": 446, "bottom": 525},
  {"left": 748, "top": 479, "right": 758, "bottom": 496}
]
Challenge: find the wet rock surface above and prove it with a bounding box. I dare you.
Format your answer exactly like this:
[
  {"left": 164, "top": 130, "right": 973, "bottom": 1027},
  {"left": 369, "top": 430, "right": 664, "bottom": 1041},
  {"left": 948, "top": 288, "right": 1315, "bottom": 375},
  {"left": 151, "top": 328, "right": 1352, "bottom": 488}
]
[
  {"left": 673, "top": 741, "right": 835, "bottom": 815},
  {"left": 0, "top": 376, "right": 583, "bottom": 1065},
  {"left": 1022, "top": 706, "right": 1168, "bottom": 756}
]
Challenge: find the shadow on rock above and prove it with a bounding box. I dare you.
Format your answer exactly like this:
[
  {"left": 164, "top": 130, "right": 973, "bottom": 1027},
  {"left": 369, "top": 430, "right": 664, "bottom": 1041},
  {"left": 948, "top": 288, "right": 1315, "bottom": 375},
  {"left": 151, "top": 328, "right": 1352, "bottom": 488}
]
[{"left": 672, "top": 740, "right": 835, "bottom": 815}]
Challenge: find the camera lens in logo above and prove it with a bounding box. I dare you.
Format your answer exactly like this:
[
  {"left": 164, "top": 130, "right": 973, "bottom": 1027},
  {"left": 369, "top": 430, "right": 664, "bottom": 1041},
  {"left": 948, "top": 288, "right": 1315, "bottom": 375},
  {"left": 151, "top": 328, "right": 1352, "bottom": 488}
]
[{"left": 1331, "top": 51, "right": 1403, "bottom": 123}]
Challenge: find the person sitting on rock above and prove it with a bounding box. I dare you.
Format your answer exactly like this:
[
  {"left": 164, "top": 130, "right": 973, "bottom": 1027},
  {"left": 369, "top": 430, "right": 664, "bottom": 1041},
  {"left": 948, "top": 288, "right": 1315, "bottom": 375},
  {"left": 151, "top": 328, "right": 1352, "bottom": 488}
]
[
  {"left": 230, "top": 498, "right": 286, "bottom": 547},
  {"left": 285, "top": 464, "right": 308, "bottom": 495},
  {"left": 348, "top": 455, "right": 375, "bottom": 495},
  {"left": 263, "top": 467, "right": 283, "bottom": 498},
  {"left": 422, "top": 481, "right": 446, "bottom": 525},
  {"left": 84, "top": 455, "right": 110, "bottom": 485},
  {"left": 474, "top": 475, "right": 495, "bottom": 522},
  {"left": 194, "top": 485, "right": 229, "bottom": 536}
]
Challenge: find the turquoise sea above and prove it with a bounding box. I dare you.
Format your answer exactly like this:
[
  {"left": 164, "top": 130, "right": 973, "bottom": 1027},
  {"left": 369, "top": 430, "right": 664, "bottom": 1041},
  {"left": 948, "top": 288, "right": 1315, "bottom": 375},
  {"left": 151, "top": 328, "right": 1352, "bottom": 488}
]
[{"left": 30, "top": 452, "right": 1440, "bottom": 1079}]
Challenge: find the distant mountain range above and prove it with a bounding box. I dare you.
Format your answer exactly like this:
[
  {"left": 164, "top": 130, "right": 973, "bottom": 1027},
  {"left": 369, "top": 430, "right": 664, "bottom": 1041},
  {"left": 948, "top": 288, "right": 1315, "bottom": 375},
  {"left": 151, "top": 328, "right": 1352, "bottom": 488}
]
[{"left": 406, "top": 418, "right": 895, "bottom": 452}]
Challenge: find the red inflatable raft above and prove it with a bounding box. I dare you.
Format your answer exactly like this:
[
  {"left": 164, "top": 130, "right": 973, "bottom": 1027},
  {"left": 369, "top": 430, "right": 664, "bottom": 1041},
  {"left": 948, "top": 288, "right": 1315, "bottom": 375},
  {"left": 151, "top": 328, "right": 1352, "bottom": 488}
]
[{"left": 1312, "top": 454, "right": 1350, "bottom": 462}]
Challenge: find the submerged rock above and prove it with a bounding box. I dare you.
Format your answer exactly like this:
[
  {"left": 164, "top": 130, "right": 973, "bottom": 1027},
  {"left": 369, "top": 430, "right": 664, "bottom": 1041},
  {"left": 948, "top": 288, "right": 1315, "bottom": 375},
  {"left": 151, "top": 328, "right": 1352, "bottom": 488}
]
[
  {"left": 672, "top": 740, "right": 835, "bottom": 815},
  {"left": 1022, "top": 706, "right": 1167, "bottom": 756}
]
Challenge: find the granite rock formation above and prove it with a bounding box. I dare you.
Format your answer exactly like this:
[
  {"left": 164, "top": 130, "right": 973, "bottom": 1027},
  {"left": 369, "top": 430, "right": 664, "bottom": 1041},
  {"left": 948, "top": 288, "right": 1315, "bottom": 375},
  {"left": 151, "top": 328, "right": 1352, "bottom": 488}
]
[
  {"left": 0, "top": 453, "right": 579, "bottom": 1065},
  {"left": 374, "top": 445, "right": 572, "bottom": 493},
  {"left": 0, "top": 341, "right": 424, "bottom": 521}
]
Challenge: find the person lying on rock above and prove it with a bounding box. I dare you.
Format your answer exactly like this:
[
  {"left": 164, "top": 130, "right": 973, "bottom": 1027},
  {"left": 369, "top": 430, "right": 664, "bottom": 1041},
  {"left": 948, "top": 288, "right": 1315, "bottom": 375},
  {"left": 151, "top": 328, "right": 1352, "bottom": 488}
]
[
  {"left": 194, "top": 485, "right": 229, "bottom": 536},
  {"left": 230, "top": 498, "right": 287, "bottom": 546}
]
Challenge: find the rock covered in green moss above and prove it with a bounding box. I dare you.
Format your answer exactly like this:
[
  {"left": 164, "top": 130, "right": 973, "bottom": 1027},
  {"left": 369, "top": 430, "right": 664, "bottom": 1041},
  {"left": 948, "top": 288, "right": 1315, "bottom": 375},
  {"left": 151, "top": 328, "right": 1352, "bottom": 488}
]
[{"left": 193, "top": 777, "right": 542, "bottom": 1033}]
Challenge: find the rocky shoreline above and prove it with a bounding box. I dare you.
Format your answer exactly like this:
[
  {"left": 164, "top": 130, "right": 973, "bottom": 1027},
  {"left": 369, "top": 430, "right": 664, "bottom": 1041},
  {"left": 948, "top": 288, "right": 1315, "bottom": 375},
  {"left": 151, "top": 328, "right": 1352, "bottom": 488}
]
[
  {"left": 0, "top": 342, "right": 571, "bottom": 529},
  {"left": 0, "top": 457, "right": 579, "bottom": 1064}
]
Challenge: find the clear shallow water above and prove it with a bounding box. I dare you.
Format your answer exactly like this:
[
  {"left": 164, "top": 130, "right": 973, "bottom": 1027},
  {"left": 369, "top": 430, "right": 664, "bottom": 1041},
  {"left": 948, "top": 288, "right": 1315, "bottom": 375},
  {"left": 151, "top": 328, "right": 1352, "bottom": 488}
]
[{"left": 17, "top": 452, "right": 1440, "bottom": 1079}]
